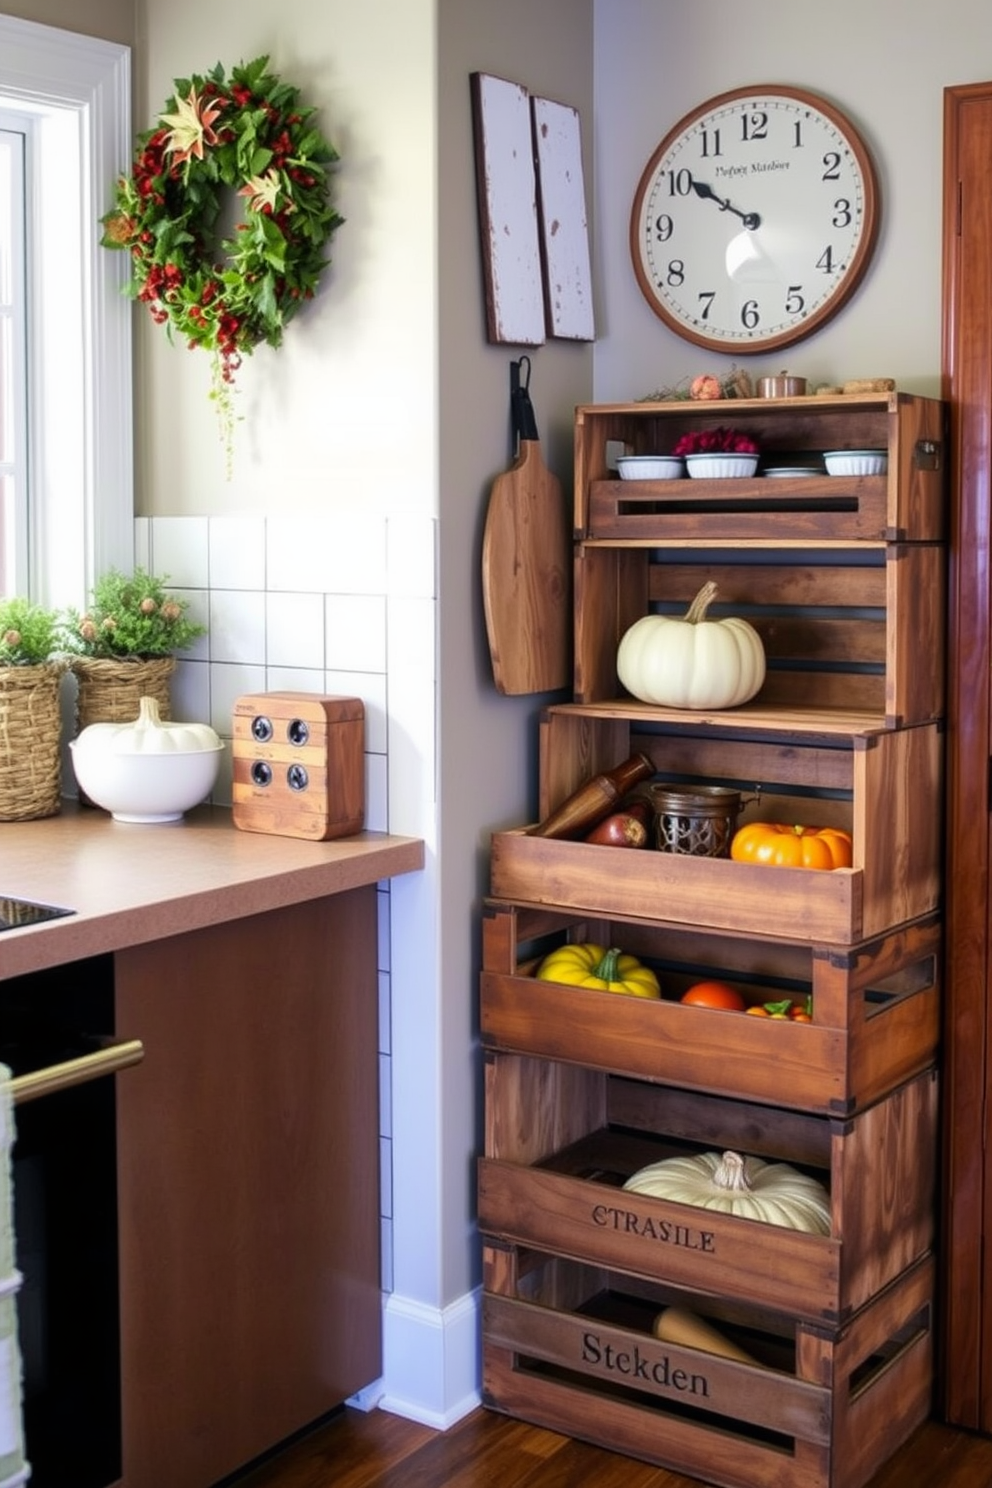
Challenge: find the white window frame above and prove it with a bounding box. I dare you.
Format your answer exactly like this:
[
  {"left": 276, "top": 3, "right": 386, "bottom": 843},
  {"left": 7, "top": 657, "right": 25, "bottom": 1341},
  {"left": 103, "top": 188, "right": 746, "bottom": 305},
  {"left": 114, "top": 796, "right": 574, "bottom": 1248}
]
[{"left": 0, "top": 15, "right": 132, "bottom": 607}]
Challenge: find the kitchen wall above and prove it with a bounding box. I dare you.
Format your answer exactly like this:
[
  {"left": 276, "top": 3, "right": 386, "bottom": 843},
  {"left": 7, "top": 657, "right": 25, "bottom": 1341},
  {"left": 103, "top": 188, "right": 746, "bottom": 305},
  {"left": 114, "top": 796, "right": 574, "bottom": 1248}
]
[
  {"left": 592, "top": 0, "right": 992, "bottom": 405},
  {"left": 6, "top": 0, "right": 131, "bottom": 43}
]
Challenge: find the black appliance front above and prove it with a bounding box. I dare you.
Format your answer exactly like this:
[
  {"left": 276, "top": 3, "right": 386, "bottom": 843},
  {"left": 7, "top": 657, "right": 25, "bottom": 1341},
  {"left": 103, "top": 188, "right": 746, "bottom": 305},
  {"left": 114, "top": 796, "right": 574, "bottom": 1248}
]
[{"left": 0, "top": 955, "right": 121, "bottom": 1488}]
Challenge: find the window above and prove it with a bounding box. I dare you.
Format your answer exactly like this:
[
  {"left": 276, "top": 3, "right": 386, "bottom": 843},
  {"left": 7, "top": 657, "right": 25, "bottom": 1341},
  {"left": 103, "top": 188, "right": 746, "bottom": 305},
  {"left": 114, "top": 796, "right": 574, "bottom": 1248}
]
[
  {"left": 0, "top": 121, "right": 27, "bottom": 595},
  {"left": 0, "top": 15, "right": 132, "bottom": 607}
]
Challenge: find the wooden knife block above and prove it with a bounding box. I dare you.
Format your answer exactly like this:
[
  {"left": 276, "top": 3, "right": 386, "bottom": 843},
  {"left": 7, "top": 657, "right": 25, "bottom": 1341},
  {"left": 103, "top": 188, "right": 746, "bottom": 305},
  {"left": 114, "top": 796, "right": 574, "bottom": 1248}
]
[{"left": 232, "top": 692, "right": 365, "bottom": 841}]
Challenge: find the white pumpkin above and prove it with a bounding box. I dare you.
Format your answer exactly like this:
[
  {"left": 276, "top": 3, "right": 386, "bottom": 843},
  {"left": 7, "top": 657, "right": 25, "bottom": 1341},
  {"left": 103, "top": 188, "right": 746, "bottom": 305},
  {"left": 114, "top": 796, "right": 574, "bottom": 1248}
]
[
  {"left": 617, "top": 581, "right": 765, "bottom": 709},
  {"left": 75, "top": 695, "right": 221, "bottom": 754},
  {"left": 623, "top": 1148, "right": 831, "bottom": 1235}
]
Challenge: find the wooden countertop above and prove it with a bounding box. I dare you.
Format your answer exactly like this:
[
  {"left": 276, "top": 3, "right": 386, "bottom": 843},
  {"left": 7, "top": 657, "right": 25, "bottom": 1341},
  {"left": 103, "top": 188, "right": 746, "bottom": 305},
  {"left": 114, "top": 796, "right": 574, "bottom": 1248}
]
[{"left": 0, "top": 803, "right": 425, "bottom": 980}]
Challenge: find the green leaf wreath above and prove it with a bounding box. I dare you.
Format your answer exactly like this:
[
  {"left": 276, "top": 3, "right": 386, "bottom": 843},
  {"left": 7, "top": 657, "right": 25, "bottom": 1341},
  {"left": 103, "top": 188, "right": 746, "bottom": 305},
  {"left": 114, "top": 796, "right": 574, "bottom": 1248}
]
[{"left": 101, "top": 55, "right": 344, "bottom": 470}]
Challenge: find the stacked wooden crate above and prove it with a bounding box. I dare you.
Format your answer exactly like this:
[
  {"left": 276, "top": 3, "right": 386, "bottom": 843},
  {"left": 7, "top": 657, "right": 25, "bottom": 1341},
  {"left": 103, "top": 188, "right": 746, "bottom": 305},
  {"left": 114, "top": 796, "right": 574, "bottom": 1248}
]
[{"left": 479, "top": 393, "right": 947, "bottom": 1488}]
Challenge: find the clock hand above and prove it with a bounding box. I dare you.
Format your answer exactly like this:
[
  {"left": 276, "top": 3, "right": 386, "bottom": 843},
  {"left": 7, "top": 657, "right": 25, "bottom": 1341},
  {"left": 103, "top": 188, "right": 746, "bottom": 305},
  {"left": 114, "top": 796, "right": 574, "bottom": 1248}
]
[{"left": 690, "top": 178, "right": 761, "bottom": 232}]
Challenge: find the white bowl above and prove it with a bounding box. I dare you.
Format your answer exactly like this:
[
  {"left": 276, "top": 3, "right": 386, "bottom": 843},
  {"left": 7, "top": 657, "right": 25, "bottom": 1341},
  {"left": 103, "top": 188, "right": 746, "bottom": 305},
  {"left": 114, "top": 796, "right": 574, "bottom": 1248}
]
[
  {"left": 69, "top": 737, "right": 225, "bottom": 823},
  {"left": 685, "top": 453, "right": 759, "bottom": 479},
  {"left": 616, "top": 454, "right": 685, "bottom": 481},
  {"left": 763, "top": 465, "right": 821, "bottom": 478},
  {"left": 823, "top": 449, "right": 888, "bottom": 476}
]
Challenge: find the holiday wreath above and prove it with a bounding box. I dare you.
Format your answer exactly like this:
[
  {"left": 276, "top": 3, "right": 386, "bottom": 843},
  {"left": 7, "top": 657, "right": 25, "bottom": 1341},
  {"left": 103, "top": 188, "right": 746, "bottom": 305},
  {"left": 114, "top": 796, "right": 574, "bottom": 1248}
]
[{"left": 101, "top": 55, "right": 343, "bottom": 462}]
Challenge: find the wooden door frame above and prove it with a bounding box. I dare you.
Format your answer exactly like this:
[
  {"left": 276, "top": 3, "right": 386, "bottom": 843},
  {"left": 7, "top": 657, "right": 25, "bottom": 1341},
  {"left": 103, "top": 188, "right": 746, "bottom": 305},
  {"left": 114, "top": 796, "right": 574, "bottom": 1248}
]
[{"left": 941, "top": 80, "right": 992, "bottom": 1430}]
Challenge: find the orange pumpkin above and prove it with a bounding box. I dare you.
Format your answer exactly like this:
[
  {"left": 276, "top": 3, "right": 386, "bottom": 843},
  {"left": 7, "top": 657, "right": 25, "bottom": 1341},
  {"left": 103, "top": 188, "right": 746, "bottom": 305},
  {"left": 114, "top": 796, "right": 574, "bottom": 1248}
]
[{"left": 730, "top": 822, "right": 853, "bottom": 871}]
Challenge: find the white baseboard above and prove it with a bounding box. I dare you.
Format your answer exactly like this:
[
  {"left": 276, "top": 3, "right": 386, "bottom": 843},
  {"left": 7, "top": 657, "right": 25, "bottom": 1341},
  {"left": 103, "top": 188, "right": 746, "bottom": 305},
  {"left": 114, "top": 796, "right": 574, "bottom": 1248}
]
[
  {"left": 378, "top": 1285, "right": 482, "bottom": 1429},
  {"left": 345, "top": 1378, "right": 386, "bottom": 1413}
]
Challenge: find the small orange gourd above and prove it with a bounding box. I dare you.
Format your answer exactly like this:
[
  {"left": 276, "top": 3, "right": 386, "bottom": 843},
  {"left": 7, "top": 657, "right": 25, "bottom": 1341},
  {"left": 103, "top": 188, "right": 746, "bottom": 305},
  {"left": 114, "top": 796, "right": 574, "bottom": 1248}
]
[{"left": 730, "top": 822, "right": 853, "bottom": 871}]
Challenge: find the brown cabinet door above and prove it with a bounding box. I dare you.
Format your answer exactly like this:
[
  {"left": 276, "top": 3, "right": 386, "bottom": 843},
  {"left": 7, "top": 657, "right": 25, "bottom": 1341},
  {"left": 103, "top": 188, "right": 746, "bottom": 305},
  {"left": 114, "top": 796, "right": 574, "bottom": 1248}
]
[
  {"left": 114, "top": 890, "right": 382, "bottom": 1488},
  {"left": 942, "top": 82, "right": 992, "bottom": 1431}
]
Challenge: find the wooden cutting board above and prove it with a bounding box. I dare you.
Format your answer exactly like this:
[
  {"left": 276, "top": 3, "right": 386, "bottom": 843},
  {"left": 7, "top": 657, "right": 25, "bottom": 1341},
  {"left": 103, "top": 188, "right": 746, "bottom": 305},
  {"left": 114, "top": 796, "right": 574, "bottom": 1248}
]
[{"left": 482, "top": 359, "right": 571, "bottom": 695}]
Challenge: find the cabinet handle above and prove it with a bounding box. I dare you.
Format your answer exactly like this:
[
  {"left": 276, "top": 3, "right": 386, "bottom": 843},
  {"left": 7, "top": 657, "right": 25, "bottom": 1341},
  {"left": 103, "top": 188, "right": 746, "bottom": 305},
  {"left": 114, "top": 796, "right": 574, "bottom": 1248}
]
[{"left": 10, "top": 1037, "right": 145, "bottom": 1105}]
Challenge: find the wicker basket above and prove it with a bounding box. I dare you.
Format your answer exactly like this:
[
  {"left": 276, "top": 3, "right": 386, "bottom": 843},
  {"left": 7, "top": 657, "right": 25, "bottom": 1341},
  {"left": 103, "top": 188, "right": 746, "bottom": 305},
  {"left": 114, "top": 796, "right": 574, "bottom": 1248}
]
[
  {"left": 0, "top": 663, "right": 64, "bottom": 821},
  {"left": 71, "top": 655, "right": 176, "bottom": 732}
]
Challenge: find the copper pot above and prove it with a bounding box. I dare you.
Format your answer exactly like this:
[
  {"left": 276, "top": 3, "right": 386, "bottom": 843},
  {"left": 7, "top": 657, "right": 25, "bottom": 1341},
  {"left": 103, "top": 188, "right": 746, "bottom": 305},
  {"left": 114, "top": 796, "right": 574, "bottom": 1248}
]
[{"left": 757, "top": 375, "right": 807, "bottom": 399}]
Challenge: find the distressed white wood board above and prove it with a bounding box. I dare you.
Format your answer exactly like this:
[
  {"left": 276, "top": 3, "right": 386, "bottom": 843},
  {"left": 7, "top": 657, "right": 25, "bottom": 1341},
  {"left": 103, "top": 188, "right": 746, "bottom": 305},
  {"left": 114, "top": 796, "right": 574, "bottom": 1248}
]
[
  {"left": 470, "top": 72, "right": 546, "bottom": 346},
  {"left": 532, "top": 95, "right": 595, "bottom": 341}
]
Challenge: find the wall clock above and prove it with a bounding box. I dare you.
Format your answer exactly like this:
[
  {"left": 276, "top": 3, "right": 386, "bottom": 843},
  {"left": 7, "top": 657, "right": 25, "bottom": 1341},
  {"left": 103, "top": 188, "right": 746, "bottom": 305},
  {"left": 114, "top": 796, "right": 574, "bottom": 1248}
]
[{"left": 629, "top": 84, "right": 880, "bottom": 354}]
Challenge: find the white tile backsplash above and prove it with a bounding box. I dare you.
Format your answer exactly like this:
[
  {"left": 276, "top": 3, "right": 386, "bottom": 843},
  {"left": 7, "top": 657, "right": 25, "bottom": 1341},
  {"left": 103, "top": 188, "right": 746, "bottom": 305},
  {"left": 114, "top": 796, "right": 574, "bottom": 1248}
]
[
  {"left": 209, "top": 517, "right": 266, "bottom": 590},
  {"left": 379, "top": 1052, "right": 392, "bottom": 1138},
  {"left": 172, "top": 657, "right": 211, "bottom": 726},
  {"left": 265, "top": 520, "right": 328, "bottom": 593},
  {"left": 266, "top": 665, "right": 326, "bottom": 694},
  {"left": 266, "top": 591, "right": 326, "bottom": 670},
  {"left": 146, "top": 514, "right": 432, "bottom": 1302},
  {"left": 326, "top": 594, "right": 387, "bottom": 673},
  {"left": 365, "top": 750, "right": 388, "bottom": 832},
  {"left": 179, "top": 590, "right": 210, "bottom": 663},
  {"left": 378, "top": 969, "right": 391, "bottom": 1055},
  {"left": 149, "top": 516, "right": 210, "bottom": 587},
  {"left": 208, "top": 661, "right": 266, "bottom": 737},
  {"left": 209, "top": 589, "right": 267, "bottom": 665},
  {"left": 321, "top": 513, "right": 389, "bottom": 595},
  {"left": 326, "top": 670, "right": 387, "bottom": 754}
]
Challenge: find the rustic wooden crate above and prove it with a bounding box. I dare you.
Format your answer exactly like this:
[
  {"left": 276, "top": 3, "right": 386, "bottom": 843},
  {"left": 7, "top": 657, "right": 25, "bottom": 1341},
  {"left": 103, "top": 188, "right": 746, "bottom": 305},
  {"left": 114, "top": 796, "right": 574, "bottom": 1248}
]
[
  {"left": 573, "top": 393, "right": 946, "bottom": 542},
  {"left": 478, "top": 1056, "right": 937, "bottom": 1325},
  {"left": 490, "top": 712, "right": 942, "bottom": 946},
  {"left": 481, "top": 1242, "right": 934, "bottom": 1488},
  {"left": 572, "top": 543, "right": 945, "bottom": 729},
  {"left": 481, "top": 901, "right": 940, "bottom": 1116}
]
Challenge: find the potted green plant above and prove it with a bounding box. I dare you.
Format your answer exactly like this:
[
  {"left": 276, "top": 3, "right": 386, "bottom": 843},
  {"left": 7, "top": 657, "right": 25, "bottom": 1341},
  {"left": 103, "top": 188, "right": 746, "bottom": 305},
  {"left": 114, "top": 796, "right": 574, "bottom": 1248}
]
[
  {"left": 60, "top": 567, "right": 207, "bottom": 733},
  {"left": 0, "top": 597, "right": 64, "bottom": 820}
]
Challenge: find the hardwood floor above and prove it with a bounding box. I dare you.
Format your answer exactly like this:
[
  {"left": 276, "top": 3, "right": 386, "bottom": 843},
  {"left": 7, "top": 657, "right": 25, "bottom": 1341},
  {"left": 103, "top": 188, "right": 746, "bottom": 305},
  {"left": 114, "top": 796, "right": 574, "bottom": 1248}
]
[{"left": 232, "top": 1405, "right": 992, "bottom": 1488}]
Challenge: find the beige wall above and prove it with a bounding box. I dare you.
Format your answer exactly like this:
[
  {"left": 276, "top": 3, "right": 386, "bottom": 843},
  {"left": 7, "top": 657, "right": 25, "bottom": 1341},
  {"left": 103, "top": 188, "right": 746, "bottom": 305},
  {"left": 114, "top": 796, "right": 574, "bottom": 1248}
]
[
  {"left": 2, "top": 0, "right": 132, "bottom": 43},
  {"left": 593, "top": 0, "right": 992, "bottom": 403},
  {"left": 135, "top": 0, "right": 437, "bottom": 518},
  {"left": 432, "top": 0, "right": 594, "bottom": 1311}
]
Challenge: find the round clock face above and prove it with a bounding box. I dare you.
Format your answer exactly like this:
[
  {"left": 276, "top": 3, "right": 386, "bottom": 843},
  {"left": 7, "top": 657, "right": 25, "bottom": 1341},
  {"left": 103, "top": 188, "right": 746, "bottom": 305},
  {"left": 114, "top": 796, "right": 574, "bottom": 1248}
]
[{"left": 629, "top": 85, "right": 880, "bottom": 354}]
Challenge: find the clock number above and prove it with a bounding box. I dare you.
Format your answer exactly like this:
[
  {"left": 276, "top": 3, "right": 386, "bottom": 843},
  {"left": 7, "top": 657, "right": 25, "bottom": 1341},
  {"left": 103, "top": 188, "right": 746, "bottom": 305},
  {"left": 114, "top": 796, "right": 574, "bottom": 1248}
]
[
  {"left": 816, "top": 246, "right": 835, "bottom": 274},
  {"left": 741, "top": 300, "right": 760, "bottom": 330},
  {"left": 785, "top": 285, "right": 805, "bottom": 316},
  {"left": 653, "top": 213, "right": 674, "bottom": 242},
  {"left": 665, "top": 260, "right": 686, "bottom": 288},
  {"left": 741, "top": 110, "right": 768, "bottom": 142},
  {"left": 793, "top": 120, "right": 804, "bottom": 148},
  {"left": 821, "top": 151, "right": 842, "bottom": 182},
  {"left": 666, "top": 168, "right": 694, "bottom": 197},
  {"left": 697, "top": 291, "right": 716, "bottom": 322},
  {"left": 699, "top": 126, "right": 722, "bottom": 157},
  {"left": 832, "top": 198, "right": 853, "bottom": 229}
]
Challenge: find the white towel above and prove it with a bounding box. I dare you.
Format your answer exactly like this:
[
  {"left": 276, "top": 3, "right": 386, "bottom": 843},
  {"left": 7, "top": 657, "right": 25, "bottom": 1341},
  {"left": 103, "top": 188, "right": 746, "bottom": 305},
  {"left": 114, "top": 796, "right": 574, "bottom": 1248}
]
[{"left": 0, "top": 1068, "right": 28, "bottom": 1484}]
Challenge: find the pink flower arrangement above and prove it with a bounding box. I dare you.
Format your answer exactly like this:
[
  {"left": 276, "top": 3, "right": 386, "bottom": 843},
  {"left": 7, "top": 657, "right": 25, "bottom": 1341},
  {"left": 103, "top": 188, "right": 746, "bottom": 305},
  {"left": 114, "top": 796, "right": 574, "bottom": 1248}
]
[{"left": 672, "top": 426, "right": 759, "bottom": 456}]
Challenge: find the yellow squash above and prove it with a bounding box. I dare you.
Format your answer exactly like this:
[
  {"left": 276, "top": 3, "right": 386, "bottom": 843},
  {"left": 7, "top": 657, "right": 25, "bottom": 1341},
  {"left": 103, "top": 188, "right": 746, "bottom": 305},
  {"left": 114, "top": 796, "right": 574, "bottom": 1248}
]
[{"left": 535, "top": 943, "right": 661, "bottom": 1000}]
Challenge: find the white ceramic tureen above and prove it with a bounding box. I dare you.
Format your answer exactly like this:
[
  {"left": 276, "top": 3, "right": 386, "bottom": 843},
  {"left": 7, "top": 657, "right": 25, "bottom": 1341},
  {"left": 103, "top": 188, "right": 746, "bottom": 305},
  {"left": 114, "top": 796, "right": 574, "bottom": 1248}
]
[{"left": 69, "top": 695, "right": 224, "bottom": 823}]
